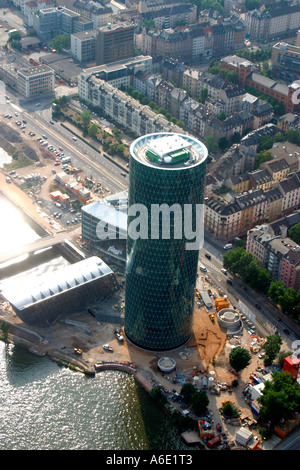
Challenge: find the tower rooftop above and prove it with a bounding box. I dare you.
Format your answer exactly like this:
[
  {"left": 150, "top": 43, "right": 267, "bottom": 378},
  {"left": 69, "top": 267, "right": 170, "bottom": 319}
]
[{"left": 130, "top": 133, "right": 207, "bottom": 170}]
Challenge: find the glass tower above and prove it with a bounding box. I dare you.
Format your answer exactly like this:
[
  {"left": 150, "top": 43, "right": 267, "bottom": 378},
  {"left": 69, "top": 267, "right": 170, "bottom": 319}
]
[{"left": 125, "top": 133, "right": 207, "bottom": 351}]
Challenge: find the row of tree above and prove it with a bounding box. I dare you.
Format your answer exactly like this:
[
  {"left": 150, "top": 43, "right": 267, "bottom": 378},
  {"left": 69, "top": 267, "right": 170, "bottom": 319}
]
[
  {"left": 255, "top": 129, "right": 300, "bottom": 168},
  {"left": 126, "top": 86, "right": 185, "bottom": 129},
  {"left": 223, "top": 247, "right": 300, "bottom": 321}
]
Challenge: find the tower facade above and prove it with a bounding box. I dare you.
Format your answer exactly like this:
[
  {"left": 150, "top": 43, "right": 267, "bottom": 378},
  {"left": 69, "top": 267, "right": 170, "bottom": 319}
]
[{"left": 124, "top": 133, "right": 207, "bottom": 351}]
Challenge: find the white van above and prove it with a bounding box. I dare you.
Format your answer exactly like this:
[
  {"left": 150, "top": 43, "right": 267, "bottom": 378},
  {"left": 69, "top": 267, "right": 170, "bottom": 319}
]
[
  {"left": 200, "top": 265, "right": 207, "bottom": 272},
  {"left": 223, "top": 244, "right": 232, "bottom": 250}
]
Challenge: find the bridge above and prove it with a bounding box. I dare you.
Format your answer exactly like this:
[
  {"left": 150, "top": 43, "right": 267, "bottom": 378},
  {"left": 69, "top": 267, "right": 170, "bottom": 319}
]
[{"left": 0, "top": 227, "right": 81, "bottom": 270}]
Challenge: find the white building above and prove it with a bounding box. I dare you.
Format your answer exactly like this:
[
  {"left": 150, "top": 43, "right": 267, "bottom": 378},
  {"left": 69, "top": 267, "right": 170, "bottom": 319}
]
[
  {"left": 17, "top": 65, "right": 55, "bottom": 98},
  {"left": 24, "top": 0, "right": 54, "bottom": 25}
]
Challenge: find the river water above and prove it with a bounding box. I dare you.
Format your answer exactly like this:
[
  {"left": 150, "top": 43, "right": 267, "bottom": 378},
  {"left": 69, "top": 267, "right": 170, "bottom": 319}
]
[{"left": 0, "top": 197, "right": 191, "bottom": 451}]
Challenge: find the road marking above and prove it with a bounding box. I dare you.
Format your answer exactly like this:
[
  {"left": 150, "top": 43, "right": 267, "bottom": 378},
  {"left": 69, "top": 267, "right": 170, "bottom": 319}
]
[{"left": 22, "top": 112, "right": 127, "bottom": 190}]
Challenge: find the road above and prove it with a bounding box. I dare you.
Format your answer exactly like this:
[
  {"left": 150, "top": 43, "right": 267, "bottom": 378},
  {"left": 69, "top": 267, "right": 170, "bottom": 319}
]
[
  {"left": 2, "top": 79, "right": 300, "bottom": 350},
  {"left": 3, "top": 93, "right": 128, "bottom": 195},
  {"left": 199, "top": 241, "right": 300, "bottom": 347}
]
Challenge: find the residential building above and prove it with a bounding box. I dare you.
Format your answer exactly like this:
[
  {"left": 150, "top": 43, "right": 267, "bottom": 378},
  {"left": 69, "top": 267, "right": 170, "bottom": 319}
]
[
  {"left": 248, "top": 168, "right": 273, "bottom": 191},
  {"left": 228, "top": 173, "right": 250, "bottom": 194},
  {"left": 17, "top": 64, "right": 55, "bottom": 98},
  {"left": 140, "top": 3, "right": 197, "bottom": 28},
  {"left": 73, "top": 0, "right": 113, "bottom": 28},
  {"left": 79, "top": 55, "right": 153, "bottom": 90},
  {"left": 78, "top": 75, "right": 183, "bottom": 136},
  {"left": 246, "top": 223, "right": 300, "bottom": 283},
  {"left": 245, "top": 3, "right": 300, "bottom": 41},
  {"left": 182, "top": 68, "right": 201, "bottom": 98},
  {"left": 24, "top": 0, "right": 54, "bottom": 27},
  {"left": 242, "top": 94, "right": 274, "bottom": 129},
  {"left": 261, "top": 157, "right": 290, "bottom": 182},
  {"left": 265, "top": 187, "right": 283, "bottom": 221},
  {"left": 204, "top": 189, "right": 267, "bottom": 240},
  {"left": 96, "top": 23, "right": 134, "bottom": 66},
  {"left": 278, "top": 172, "right": 300, "bottom": 214},
  {"left": 277, "top": 113, "right": 300, "bottom": 132},
  {"left": 269, "top": 141, "right": 300, "bottom": 171},
  {"left": 280, "top": 248, "right": 300, "bottom": 290}
]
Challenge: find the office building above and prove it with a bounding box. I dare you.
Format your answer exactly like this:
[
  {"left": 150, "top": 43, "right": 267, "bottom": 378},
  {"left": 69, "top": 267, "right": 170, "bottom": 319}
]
[
  {"left": 96, "top": 23, "right": 134, "bottom": 66},
  {"left": 125, "top": 133, "right": 208, "bottom": 351},
  {"left": 17, "top": 64, "right": 55, "bottom": 98},
  {"left": 71, "top": 30, "right": 96, "bottom": 64}
]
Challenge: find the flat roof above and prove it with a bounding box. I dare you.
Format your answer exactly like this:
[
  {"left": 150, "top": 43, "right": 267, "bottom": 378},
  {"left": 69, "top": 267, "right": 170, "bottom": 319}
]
[
  {"left": 130, "top": 133, "right": 207, "bottom": 170},
  {"left": 18, "top": 64, "right": 53, "bottom": 77},
  {"left": 82, "top": 201, "right": 128, "bottom": 232}
]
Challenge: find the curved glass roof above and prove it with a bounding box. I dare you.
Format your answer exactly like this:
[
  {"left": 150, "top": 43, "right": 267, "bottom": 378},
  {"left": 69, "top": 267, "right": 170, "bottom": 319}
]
[{"left": 3, "top": 256, "right": 112, "bottom": 310}]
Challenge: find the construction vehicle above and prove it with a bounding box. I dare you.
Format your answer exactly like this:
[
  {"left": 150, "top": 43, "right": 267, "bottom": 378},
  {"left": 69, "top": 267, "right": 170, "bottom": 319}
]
[{"left": 63, "top": 346, "right": 83, "bottom": 355}]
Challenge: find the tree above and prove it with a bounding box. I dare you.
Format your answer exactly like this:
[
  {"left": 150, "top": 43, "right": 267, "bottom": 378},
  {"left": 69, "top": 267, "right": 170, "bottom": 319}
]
[
  {"left": 180, "top": 383, "right": 196, "bottom": 404},
  {"left": 191, "top": 390, "right": 209, "bottom": 415},
  {"left": 88, "top": 122, "right": 98, "bottom": 137},
  {"left": 218, "top": 136, "right": 229, "bottom": 151},
  {"left": 259, "top": 135, "right": 274, "bottom": 151},
  {"left": 222, "top": 401, "right": 238, "bottom": 417},
  {"left": 229, "top": 346, "right": 251, "bottom": 373},
  {"left": 11, "top": 40, "right": 22, "bottom": 50},
  {"left": 231, "top": 132, "right": 241, "bottom": 144},
  {"left": 80, "top": 109, "right": 91, "bottom": 129},
  {"left": 204, "top": 135, "right": 218, "bottom": 154},
  {"left": 8, "top": 31, "right": 21, "bottom": 42},
  {"left": 258, "top": 371, "right": 300, "bottom": 425},
  {"left": 217, "top": 111, "right": 227, "bottom": 121},
  {"left": 289, "top": 222, "right": 300, "bottom": 244},
  {"left": 50, "top": 34, "right": 70, "bottom": 52},
  {"left": 246, "top": 0, "right": 260, "bottom": 10},
  {"left": 200, "top": 87, "right": 208, "bottom": 104},
  {"left": 255, "top": 150, "right": 273, "bottom": 169},
  {"left": 263, "top": 334, "right": 282, "bottom": 364},
  {"left": 278, "top": 288, "right": 300, "bottom": 318},
  {"left": 268, "top": 280, "right": 286, "bottom": 304}
]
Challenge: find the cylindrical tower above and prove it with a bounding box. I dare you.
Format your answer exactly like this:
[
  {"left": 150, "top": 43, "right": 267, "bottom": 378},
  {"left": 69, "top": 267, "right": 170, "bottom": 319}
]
[{"left": 125, "top": 133, "right": 207, "bottom": 351}]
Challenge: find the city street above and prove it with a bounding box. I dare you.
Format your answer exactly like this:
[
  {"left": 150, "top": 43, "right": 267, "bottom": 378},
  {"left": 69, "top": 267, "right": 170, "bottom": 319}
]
[{"left": 2, "top": 92, "right": 128, "bottom": 194}]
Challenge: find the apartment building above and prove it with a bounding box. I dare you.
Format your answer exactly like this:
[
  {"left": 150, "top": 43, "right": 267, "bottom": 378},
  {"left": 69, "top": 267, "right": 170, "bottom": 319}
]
[
  {"left": 205, "top": 167, "right": 300, "bottom": 240},
  {"left": 140, "top": 3, "right": 197, "bottom": 28},
  {"left": 246, "top": 224, "right": 299, "bottom": 282},
  {"left": 248, "top": 169, "right": 273, "bottom": 191},
  {"left": 280, "top": 248, "right": 300, "bottom": 290},
  {"left": 277, "top": 113, "right": 300, "bottom": 132},
  {"left": 96, "top": 23, "right": 134, "bottom": 66},
  {"left": 17, "top": 65, "right": 55, "bottom": 98},
  {"left": 245, "top": 3, "right": 300, "bottom": 41},
  {"left": 205, "top": 189, "right": 267, "bottom": 239},
  {"left": 73, "top": 0, "right": 113, "bottom": 28},
  {"left": 278, "top": 172, "right": 300, "bottom": 214},
  {"left": 261, "top": 157, "right": 290, "bottom": 183},
  {"left": 78, "top": 75, "right": 183, "bottom": 136},
  {"left": 24, "top": 0, "right": 54, "bottom": 26},
  {"left": 138, "top": 19, "right": 245, "bottom": 63},
  {"left": 79, "top": 55, "right": 153, "bottom": 90}
]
